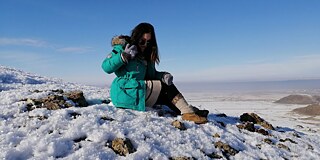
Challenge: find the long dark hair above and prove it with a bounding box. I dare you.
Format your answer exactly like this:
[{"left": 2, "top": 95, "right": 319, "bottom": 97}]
[{"left": 130, "top": 23, "right": 160, "bottom": 64}]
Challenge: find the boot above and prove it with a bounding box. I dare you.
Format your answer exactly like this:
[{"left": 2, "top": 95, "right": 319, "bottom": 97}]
[
  {"left": 182, "top": 113, "right": 208, "bottom": 124},
  {"left": 192, "top": 106, "right": 209, "bottom": 117}
]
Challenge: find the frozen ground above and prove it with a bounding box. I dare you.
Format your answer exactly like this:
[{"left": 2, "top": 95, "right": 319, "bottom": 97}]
[
  {"left": 1, "top": 65, "right": 320, "bottom": 159},
  {"left": 183, "top": 91, "right": 320, "bottom": 134}
]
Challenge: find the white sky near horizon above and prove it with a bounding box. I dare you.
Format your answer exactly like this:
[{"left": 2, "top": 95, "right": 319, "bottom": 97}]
[{"left": 1, "top": 0, "right": 320, "bottom": 86}]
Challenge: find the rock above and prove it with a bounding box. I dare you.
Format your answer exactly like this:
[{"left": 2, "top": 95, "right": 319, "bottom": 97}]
[
  {"left": 237, "top": 122, "right": 255, "bottom": 132},
  {"left": 214, "top": 141, "right": 239, "bottom": 156},
  {"left": 73, "top": 135, "right": 87, "bottom": 143},
  {"left": 256, "top": 144, "right": 262, "bottom": 149},
  {"left": 240, "top": 113, "right": 275, "bottom": 130},
  {"left": 263, "top": 138, "right": 274, "bottom": 145},
  {"left": 52, "top": 89, "right": 64, "bottom": 94},
  {"left": 101, "top": 99, "right": 111, "bottom": 104},
  {"left": 24, "top": 90, "right": 89, "bottom": 111},
  {"left": 279, "top": 138, "right": 297, "bottom": 144},
  {"left": 43, "top": 101, "right": 61, "bottom": 110},
  {"left": 213, "top": 133, "right": 220, "bottom": 138},
  {"left": 292, "top": 104, "right": 320, "bottom": 116},
  {"left": 33, "top": 89, "right": 41, "bottom": 93},
  {"left": 111, "top": 138, "right": 136, "bottom": 156},
  {"left": 275, "top": 95, "right": 317, "bottom": 104},
  {"left": 206, "top": 152, "right": 223, "bottom": 159},
  {"left": 307, "top": 144, "right": 314, "bottom": 150},
  {"left": 64, "top": 91, "right": 88, "bottom": 107},
  {"left": 256, "top": 128, "right": 269, "bottom": 136},
  {"left": 28, "top": 115, "right": 48, "bottom": 120},
  {"left": 68, "top": 112, "right": 81, "bottom": 119},
  {"left": 100, "top": 116, "right": 114, "bottom": 121},
  {"left": 237, "top": 121, "right": 270, "bottom": 135},
  {"left": 172, "top": 120, "right": 186, "bottom": 130},
  {"left": 277, "top": 143, "right": 290, "bottom": 151},
  {"left": 217, "top": 121, "right": 226, "bottom": 127},
  {"left": 292, "top": 132, "right": 301, "bottom": 138}
]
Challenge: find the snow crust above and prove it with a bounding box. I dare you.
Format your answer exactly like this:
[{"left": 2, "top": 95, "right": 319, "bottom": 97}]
[{"left": 1, "top": 65, "right": 319, "bottom": 159}]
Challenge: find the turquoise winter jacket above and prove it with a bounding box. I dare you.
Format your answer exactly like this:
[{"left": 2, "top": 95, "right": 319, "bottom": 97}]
[{"left": 102, "top": 36, "right": 165, "bottom": 111}]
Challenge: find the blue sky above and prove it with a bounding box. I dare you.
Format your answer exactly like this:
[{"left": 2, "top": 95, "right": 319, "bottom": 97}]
[{"left": 1, "top": 0, "right": 320, "bottom": 86}]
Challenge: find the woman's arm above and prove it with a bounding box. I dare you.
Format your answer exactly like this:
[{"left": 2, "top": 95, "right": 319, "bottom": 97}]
[{"left": 101, "top": 45, "right": 125, "bottom": 74}]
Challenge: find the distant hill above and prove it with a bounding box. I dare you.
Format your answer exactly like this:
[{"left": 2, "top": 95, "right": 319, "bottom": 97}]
[{"left": 275, "top": 95, "right": 320, "bottom": 105}]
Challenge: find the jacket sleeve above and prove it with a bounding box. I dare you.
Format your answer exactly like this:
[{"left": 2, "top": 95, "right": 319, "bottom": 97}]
[{"left": 101, "top": 45, "right": 125, "bottom": 74}]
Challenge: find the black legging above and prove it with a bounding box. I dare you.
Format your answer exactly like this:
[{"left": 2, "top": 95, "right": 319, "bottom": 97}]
[{"left": 155, "top": 81, "right": 181, "bottom": 115}]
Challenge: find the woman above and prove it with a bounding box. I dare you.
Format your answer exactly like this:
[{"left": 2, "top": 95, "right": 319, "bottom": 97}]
[{"left": 102, "top": 22, "right": 208, "bottom": 124}]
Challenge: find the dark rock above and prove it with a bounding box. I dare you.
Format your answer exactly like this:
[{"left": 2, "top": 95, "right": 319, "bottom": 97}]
[
  {"left": 69, "top": 112, "right": 81, "bottom": 119},
  {"left": 263, "top": 138, "right": 274, "bottom": 145},
  {"left": 292, "top": 132, "right": 301, "bottom": 138},
  {"left": 256, "top": 144, "right": 262, "bottom": 149},
  {"left": 43, "top": 101, "right": 61, "bottom": 110},
  {"left": 102, "top": 99, "right": 111, "bottom": 104},
  {"left": 277, "top": 143, "right": 290, "bottom": 151},
  {"left": 215, "top": 121, "right": 225, "bottom": 127},
  {"left": 64, "top": 91, "right": 88, "bottom": 107},
  {"left": 256, "top": 128, "right": 269, "bottom": 136},
  {"left": 206, "top": 152, "right": 223, "bottom": 159},
  {"left": 214, "top": 141, "right": 239, "bottom": 156},
  {"left": 240, "top": 113, "right": 260, "bottom": 123},
  {"left": 33, "top": 89, "right": 41, "bottom": 93},
  {"left": 26, "top": 103, "right": 36, "bottom": 111},
  {"left": 237, "top": 122, "right": 255, "bottom": 132},
  {"left": 28, "top": 115, "right": 48, "bottom": 120},
  {"left": 279, "top": 138, "right": 297, "bottom": 144},
  {"left": 111, "top": 138, "right": 136, "bottom": 156},
  {"left": 240, "top": 113, "right": 274, "bottom": 130},
  {"left": 172, "top": 120, "right": 186, "bottom": 130},
  {"left": 100, "top": 116, "right": 114, "bottom": 121},
  {"left": 213, "top": 133, "right": 220, "bottom": 138},
  {"left": 275, "top": 95, "right": 316, "bottom": 104},
  {"left": 52, "top": 89, "right": 64, "bottom": 94},
  {"left": 307, "top": 144, "right": 314, "bottom": 150},
  {"left": 73, "top": 135, "right": 87, "bottom": 143}
]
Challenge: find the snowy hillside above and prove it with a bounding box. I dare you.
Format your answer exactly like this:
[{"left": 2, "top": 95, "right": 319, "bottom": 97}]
[{"left": 0, "top": 66, "right": 319, "bottom": 160}]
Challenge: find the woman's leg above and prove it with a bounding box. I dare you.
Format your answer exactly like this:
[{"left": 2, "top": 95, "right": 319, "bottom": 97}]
[
  {"left": 155, "top": 82, "right": 208, "bottom": 124},
  {"left": 154, "top": 83, "right": 181, "bottom": 115}
]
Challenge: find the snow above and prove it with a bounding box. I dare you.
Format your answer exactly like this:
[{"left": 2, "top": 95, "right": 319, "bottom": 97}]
[{"left": 1, "top": 65, "right": 320, "bottom": 160}]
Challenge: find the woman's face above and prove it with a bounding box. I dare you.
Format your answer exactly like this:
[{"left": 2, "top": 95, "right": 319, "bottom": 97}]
[{"left": 138, "top": 33, "right": 152, "bottom": 53}]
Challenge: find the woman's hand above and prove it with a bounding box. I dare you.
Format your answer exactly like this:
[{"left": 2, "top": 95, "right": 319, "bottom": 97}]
[
  {"left": 121, "top": 44, "right": 138, "bottom": 63},
  {"left": 124, "top": 44, "right": 138, "bottom": 58}
]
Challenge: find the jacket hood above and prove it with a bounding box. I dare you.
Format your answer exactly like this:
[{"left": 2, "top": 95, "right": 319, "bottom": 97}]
[{"left": 111, "top": 35, "right": 130, "bottom": 47}]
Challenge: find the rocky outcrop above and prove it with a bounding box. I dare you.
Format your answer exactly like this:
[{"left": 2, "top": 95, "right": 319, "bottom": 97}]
[
  {"left": 240, "top": 113, "right": 275, "bottom": 130},
  {"left": 275, "top": 94, "right": 319, "bottom": 104},
  {"left": 292, "top": 104, "right": 320, "bottom": 116},
  {"left": 23, "top": 90, "right": 88, "bottom": 111}
]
